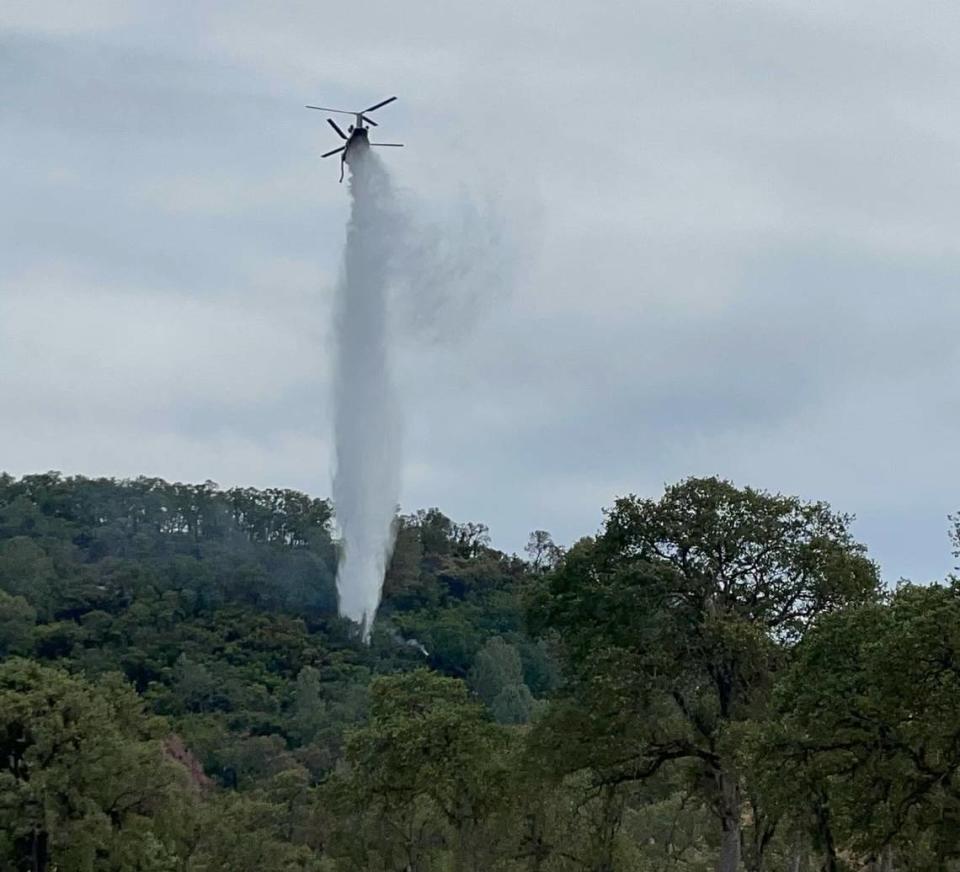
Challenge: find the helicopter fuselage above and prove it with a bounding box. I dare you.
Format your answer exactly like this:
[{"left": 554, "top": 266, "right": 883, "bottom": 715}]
[{"left": 343, "top": 126, "right": 370, "bottom": 162}]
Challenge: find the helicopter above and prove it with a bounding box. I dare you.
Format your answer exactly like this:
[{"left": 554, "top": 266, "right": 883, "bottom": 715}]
[{"left": 305, "top": 96, "right": 403, "bottom": 182}]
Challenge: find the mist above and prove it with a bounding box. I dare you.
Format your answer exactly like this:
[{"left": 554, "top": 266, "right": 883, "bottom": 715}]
[{"left": 388, "top": 183, "right": 534, "bottom": 343}]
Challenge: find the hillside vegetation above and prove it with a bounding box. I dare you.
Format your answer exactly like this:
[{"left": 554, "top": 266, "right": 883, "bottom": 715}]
[{"left": 1, "top": 472, "right": 958, "bottom": 872}]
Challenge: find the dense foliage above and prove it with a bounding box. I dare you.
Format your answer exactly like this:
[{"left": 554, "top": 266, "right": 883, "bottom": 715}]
[{"left": 0, "top": 472, "right": 956, "bottom": 871}]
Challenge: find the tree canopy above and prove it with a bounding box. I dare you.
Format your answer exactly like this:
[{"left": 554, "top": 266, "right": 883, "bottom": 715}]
[{"left": 0, "top": 471, "right": 955, "bottom": 872}]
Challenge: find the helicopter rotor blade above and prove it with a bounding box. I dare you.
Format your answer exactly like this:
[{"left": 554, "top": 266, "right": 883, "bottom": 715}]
[
  {"left": 364, "top": 96, "right": 397, "bottom": 114},
  {"left": 321, "top": 146, "right": 346, "bottom": 158},
  {"left": 326, "top": 119, "right": 348, "bottom": 139},
  {"left": 370, "top": 143, "right": 404, "bottom": 147},
  {"left": 359, "top": 114, "right": 378, "bottom": 127},
  {"left": 306, "top": 105, "right": 355, "bottom": 115}
]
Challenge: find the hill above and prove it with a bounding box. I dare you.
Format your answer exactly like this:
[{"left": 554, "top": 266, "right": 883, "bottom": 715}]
[{"left": 1, "top": 472, "right": 959, "bottom": 871}]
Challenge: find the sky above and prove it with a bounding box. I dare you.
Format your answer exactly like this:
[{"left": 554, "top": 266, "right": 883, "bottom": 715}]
[{"left": 2, "top": 0, "right": 958, "bottom": 582}]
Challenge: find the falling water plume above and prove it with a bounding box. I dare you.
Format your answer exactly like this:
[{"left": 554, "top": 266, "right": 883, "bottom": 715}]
[{"left": 332, "top": 147, "right": 400, "bottom": 640}]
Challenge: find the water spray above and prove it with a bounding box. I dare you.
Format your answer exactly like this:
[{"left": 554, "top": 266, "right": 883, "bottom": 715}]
[
  {"left": 331, "top": 146, "right": 401, "bottom": 640},
  {"left": 315, "top": 95, "right": 523, "bottom": 639}
]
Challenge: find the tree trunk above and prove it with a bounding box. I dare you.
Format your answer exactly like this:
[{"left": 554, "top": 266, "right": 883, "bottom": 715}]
[
  {"left": 812, "top": 796, "right": 838, "bottom": 872},
  {"left": 816, "top": 827, "right": 837, "bottom": 872},
  {"left": 716, "top": 772, "right": 741, "bottom": 872},
  {"left": 787, "top": 834, "right": 803, "bottom": 872},
  {"left": 523, "top": 811, "right": 549, "bottom": 872},
  {"left": 742, "top": 795, "right": 776, "bottom": 872},
  {"left": 880, "top": 845, "right": 894, "bottom": 872},
  {"left": 818, "top": 843, "right": 837, "bottom": 871},
  {"left": 32, "top": 829, "right": 48, "bottom": 872},
  {"left": 588, "top": 784, "right": 622, "bottom": 872},
  {"left": 718, "top": 823, "right": 741, "bottom": 872}
]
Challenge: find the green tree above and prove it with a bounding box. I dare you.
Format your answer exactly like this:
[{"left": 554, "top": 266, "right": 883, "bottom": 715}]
[
  {"left": 335, "top": 669, "right": 511, "bottom": 872},
  {"left": 491, "top": 683, "right": 535, "bottom": 725},
  {"left": 289, "top": 665, "right": 328, "bottom": 746},
  {"left": 525, "top": 530, "right": 563, "bottom": 572},
  {"left": 531, "top": 477, "right": 879, "bottom": 872},
  {"left": 470, "top": 636, "right": 536, "bottom": 724},
  {"left": 0, "top": 659, "right": 192, "bottom": 872},
  {"left": 764, "top": 582, "right": 960, "bottom": 870},
  {"left": 0, "top": 590, "right": 36, "bottom": 656},
  {"left": 469, "top": 636, "right": 523, "bottom": 705},
  {"left": 187, "top": 777, "right": 322, "bottom": 872},
  {"left": 0, "top": 538, "right": 58, "bottom": 619}
]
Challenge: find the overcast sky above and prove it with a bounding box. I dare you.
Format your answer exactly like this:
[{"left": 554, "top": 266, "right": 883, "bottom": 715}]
[{"left": 2, "top": 1, "right": 958, "bottom": 582}]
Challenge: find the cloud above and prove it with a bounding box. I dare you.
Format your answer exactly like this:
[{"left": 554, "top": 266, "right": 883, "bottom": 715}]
[{"left": 1, "top": 1, "right": 958, "bottom": 585}]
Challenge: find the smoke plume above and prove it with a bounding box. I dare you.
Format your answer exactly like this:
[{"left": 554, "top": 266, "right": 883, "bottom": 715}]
[{"left": 332, "top": 148, "right": 400, "bottom": 639}]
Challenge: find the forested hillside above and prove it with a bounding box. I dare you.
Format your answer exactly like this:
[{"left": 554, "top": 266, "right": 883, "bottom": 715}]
[{"left": 1, "top": 472, "right": 958, "bottom": 871}]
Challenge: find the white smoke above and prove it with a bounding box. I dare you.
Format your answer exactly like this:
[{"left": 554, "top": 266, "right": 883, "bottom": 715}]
[{"left": 332, "top": 147, "right": 401, "bottom": 639}]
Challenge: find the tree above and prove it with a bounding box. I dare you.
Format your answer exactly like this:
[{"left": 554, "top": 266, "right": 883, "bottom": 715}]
[
  {"left": 335, "top": 669, "right": 511, "bottom": 872},
  {"left": 0, "top": 538, "right": 58, "bottom": 620},
  {"left": 951, "top": 512, "right": 960, "bottom": 570},
  {"left": 490, "top": 683, "right": 535, "bottom": 725},
  {"left": 469, "top": 636, "right": 524, "bottom": 706},
  {"left": 0, "top": 591, "right": 36, "bottom": 656},
  {"left": 288, "top": 665, "right": 328, "bottom": 746},
  {"left": 452, "top": 522, "right": 492, "bottom": 559},
  {"left": 764, "top": 582, "right": 960, "bottom": 869},
  {"left": 0, "top": 659, "right": 192, "bottom": 871},
  {"left": 525, "top": 531, "right": 563, "bottom": 572},
  {"left": 469, "top": 636, "right": 536, "bottom": 724},
  {"left": 381, "top": 515, "right": 434, "bottom": 610},
  {"left": 187, "top": 775, "right": 322, "bottom": 872},
  {"left": 530, "top": 477, "right": 880, "bottom": 872}
]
